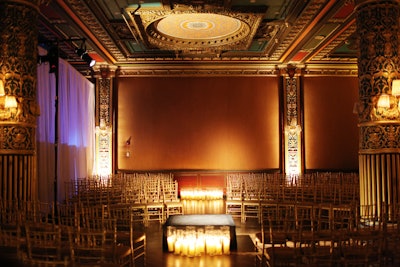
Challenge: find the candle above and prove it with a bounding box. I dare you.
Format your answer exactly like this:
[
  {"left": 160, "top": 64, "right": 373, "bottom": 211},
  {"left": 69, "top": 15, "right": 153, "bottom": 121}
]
[
  {"left": 181, "top": 239, "right": 189, "bottom": 256},
  {"left": 215, "top": 238, "right": 223, "bottom": 255},
  {"left": 195, "top": 238, "right": 205, "bottom": 255},
  {"left": 167, "top": 236, "right": 175, "bottom": 252},
  {"left": 222, "top": 236, "right": 230, "bottom": 254},
  {"left": 206, "top": 237, "right": 217, "bottom": 255},
  {"left": 174, "top": 238, "right": 182, "bottom": 255},
  {"left": 188, "top": 237, "right": 196, "bottom": 257}
]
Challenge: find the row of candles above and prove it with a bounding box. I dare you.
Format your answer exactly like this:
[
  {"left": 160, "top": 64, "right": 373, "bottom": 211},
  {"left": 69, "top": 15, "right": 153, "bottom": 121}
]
[
  {"left": 167, "top": 225, "right": 231, "bottom": 256},
  {"left": 180, "top": 188, "right": 224, "bottom": 200}
]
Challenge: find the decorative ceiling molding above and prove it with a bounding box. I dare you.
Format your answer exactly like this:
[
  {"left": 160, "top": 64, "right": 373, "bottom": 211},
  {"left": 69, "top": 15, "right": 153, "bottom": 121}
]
[
  {"left": 38, "top": 0, "right": 359, "bottom": 75},
  {"left": 127, "top": 5, "right": 265, "bottom": 54},
  {"left": 111, "top": 62, "right": 357, "bottom": 77},
  {"left": 303, "top": 64, "right": 358, "bottom": 76},
  {"left": 59, "top": 0, "right": 123, "bottom": 63},
  {"left": 269, "top": 0, "right": 330, "bottom": 61}
]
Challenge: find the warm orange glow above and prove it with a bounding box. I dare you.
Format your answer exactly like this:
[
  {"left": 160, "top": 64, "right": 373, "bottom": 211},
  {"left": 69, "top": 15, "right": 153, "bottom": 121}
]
[
  {"left": 95, "top": 126, "right": 112, "bottom": 176},
  {"left": 180, "top": 188, "right": 223, "bottom": 200},
  {"left": 206, "top": 129, "right": 248, "bottom": 169},
  {"left": 0, "top": 80, "right": 4, "bottom": 96},
  {"left": 117, "top": 76, "right": 280, "bottom": 170},
  {"left": 4, "top": 95, "right": 17, "bottom": 108},
  {"left": 166, "top": 226, "right": 230, "bottom": 256},
  {"left": 391, "top": 79, "right": 400, "bottom": 96}
]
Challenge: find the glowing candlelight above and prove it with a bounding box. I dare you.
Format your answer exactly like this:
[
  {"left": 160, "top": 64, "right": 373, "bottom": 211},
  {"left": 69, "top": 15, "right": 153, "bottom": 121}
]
[{"left": 167, "top": 236, "right": 176, "bottom": 252}]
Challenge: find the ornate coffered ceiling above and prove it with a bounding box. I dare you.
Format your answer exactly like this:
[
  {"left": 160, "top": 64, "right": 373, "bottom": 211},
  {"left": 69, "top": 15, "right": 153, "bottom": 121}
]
[{"left": 38, "top": 0, "right": 358, "bottom": 76}]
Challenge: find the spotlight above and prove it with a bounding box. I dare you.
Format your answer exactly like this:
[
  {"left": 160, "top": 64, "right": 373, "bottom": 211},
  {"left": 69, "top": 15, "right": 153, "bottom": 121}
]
[{"left": 75, "top": 48, "right": 96, "bottom": 67}]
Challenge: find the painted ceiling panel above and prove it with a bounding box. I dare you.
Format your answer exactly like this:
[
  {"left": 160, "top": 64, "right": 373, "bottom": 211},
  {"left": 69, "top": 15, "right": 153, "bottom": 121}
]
[
  {"left": 38, "top": 0, "right": 359, "bottom": 75},
  {"left": 302, "top": 23, "right": 340, "bottom": 50}
]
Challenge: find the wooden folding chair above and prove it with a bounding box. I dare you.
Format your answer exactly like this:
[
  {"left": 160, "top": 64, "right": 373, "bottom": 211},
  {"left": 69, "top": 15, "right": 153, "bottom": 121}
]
[
  {"left": 70, "top": 227, "right": 132, "bottom": 267},
  {"left": 24, "top": 224, "right": 70, "bottom": 266}
]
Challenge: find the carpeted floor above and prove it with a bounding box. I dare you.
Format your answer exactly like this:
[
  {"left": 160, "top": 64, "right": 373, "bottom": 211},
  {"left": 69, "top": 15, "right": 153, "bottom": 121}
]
[{"left": 236, "top": 234, "right": 257, "bottom": 253}]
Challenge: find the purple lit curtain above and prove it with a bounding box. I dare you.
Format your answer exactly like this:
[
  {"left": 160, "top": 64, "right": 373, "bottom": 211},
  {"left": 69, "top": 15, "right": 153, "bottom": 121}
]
[{"left": 37, "top": 57, "right": 95, "bottom": 203}]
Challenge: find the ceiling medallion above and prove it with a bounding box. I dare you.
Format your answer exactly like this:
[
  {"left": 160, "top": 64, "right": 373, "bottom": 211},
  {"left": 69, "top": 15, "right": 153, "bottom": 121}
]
[
  {"left": 148, "top": 13, "right": 250, "bottom": 51},
  {"left": 156, "top": 13, "right": 242, "bottom": 41},
  {"left": 128, "top": 7, "right": 264, "bottom": 53}
]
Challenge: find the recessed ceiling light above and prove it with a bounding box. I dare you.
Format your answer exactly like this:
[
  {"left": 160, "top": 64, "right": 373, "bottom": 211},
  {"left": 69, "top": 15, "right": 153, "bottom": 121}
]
[{"left": 315, "top": 35, "right": 326, "bottom": 40}]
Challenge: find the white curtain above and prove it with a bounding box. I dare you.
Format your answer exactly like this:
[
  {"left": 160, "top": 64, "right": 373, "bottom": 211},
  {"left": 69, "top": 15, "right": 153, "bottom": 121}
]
[{"left": 37, "top": 58, "right": 95, "bottom": 203}]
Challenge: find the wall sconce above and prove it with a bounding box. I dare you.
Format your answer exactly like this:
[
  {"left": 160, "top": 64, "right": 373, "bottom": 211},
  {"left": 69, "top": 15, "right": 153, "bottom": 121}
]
[
  {"left": 0, "top": 80, "right": 4, "bottom": 96},
  {"left": 373, "top": 79, "right": 400, "bottom": 120},
  {"left": 391, "top": 79, "right": 400, "bottom": 109},
  {"left": 377, "top": 93, "right": 390, "bottom": 108},
  {"left": 0, "top": 80, "right": 18, "bottom": 119},
  {"left": 125, "top": 136, "right": 132, "bottom": 158}
]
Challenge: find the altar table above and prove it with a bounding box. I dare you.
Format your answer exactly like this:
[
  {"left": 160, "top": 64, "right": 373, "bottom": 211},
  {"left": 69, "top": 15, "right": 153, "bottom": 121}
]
[{"left": 163, "top": 214, "right": 237, "bottom": 252}]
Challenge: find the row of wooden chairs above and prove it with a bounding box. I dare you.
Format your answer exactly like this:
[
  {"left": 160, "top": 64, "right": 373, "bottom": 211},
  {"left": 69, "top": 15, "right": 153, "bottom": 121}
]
[
  {"left": 255, "top": 202, "right": 400, "bottom": 267},
  {"left": 226, "top": 172, "right": 359, "bottom": 223},
  {"left": 0, "top": 200, "right": 146, "bottom": 266},
  {"left": 65, "top": 173, "right": 183, "bottom": 225}
]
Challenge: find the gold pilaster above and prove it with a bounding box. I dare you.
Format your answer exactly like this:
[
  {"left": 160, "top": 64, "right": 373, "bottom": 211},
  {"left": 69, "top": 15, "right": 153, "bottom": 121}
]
[
  {"left": 93, "top": 65, "right": 116, "bottom": 176},
  {"left": 281, "top": 64, "right": 303, "bottom": 176},
  {"left": 356, "top": 0, "right": 400, "bottom": 220},
  {"left": 0, "top": 1, "right": 40, "bottom": 201}
]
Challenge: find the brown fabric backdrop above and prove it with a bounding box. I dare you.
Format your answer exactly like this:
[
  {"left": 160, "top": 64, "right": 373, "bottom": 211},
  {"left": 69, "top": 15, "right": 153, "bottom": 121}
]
[
  {"left": 303, "top": 76, "right": 359, "bottom": 171},
  {"left": 116, "top": 76, "right": 280, "bottom": 171}
]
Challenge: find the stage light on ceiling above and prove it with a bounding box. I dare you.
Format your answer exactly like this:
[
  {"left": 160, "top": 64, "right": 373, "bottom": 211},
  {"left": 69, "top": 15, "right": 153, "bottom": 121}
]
[{"left": 75, "top": 47, "right": 96, "bottom": 67}]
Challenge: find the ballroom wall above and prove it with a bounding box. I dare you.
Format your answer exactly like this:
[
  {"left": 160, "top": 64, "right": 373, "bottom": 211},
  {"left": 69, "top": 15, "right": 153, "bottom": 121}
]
[
  {"left": 116, "top": 75, "right": 359, "bottom": 173},
  {"left": 117, "top": 76, "right": 280, "bottom": 171},
  {"left": 303, "top": 76, "right": 359, "bottom": 171}
]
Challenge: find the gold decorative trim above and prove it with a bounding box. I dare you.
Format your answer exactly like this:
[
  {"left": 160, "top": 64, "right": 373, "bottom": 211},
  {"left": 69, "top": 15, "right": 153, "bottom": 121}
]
[
  {"left": 115, "top": 62, "right": 358, "bottom": 77},
  {"left": 359, "top": 123, "right": 400, "bottom": 152},
  {"left": 303, "top": 64, "right": 358, "bottom": 76},
  {"left": 0, "top": 124, "right": 35, "bottom": 153},
  {"left": 269, "top": 0, "right": 329, "bottom": 61},
  {"left": 117, "top": 63, "right": 279, "bottom": 77}
]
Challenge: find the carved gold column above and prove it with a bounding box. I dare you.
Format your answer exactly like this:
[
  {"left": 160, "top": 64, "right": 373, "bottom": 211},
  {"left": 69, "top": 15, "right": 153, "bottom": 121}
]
[
  {"left": 281, "top": 64, "right": 304, "bottom": 176},
  {"left": 93, "top": 65, "right": 116, "bottom": 177},
  {"left": 356, "top": 0, "right": 400, "bottom": 220},
  {"left": 0, "top": 1, "right": 41, "bottom": 202}
]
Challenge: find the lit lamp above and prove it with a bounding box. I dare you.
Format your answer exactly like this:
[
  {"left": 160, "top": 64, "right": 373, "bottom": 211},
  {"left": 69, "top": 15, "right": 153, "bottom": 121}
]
[
  {"left": 0, "top": 80, "right": 4, "bottom": 96},
  {"left": 377, "top": 93, "right": 390, "bottom": 108},
  {"left": 5, "top": 95, "right": 17, "bottom": 108},
  {"left": 0, "top": 80, "right": 18, "bottom": 119},
  {"left": 0, "top": 80, "right": 17, "bottom": 108},
  {"left": 391, "top": 79, "right": 400, "bottom": 109}
]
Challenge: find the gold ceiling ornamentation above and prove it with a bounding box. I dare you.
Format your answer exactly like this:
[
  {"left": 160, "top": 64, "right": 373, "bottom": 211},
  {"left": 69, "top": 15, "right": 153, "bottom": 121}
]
[{"left": 127, "top": 6, "right": 264, "bottom": 53}]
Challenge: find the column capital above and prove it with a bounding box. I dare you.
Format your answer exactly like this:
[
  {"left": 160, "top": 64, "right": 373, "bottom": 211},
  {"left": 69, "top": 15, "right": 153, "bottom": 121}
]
[
  {"left": 276, "top": 64, "right": 305, "bottom": 76},
  {"left": 92, "top": 64, "right": 119, "bottom": 78}
]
